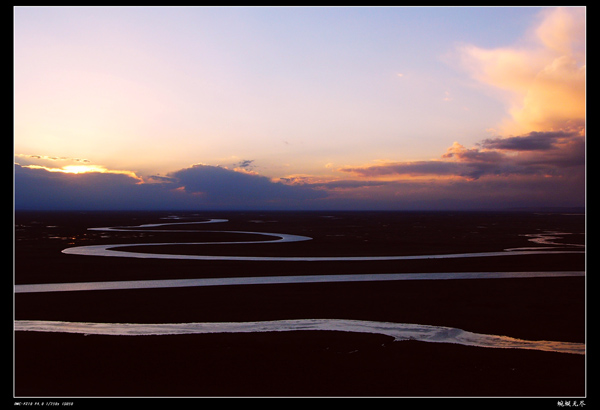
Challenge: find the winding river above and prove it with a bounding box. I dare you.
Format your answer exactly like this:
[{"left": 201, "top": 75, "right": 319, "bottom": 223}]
[
  {"left": 60, "top": 218, "right": 583, "bottom": 262},
  {"left": 15, "top": 217, "right": 585, "bottom": 355},
  {"left": 15, "top": 319, "right": 584, "bottom": 355}
]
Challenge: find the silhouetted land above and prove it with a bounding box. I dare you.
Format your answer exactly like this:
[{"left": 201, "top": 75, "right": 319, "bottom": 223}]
[{"left": 14, "top": 211, "right": 585, "bottom": 397}]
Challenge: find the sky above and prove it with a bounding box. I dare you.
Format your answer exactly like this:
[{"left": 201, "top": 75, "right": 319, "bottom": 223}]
[{"left": 14, "top": 6, "right": 586, "bottom": 210}]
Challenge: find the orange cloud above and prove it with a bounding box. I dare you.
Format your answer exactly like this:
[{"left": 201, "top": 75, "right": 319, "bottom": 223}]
[
  {"left": 536, "top": 6, "right": 585, "bottom": 58},
  {"left": 458, "top": 7, "right": 585, "bottom": 135}
]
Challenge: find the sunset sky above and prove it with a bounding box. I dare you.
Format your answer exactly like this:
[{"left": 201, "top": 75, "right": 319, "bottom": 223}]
[{"left": 14, "top": 6, "right": 586, "bottom": 210}]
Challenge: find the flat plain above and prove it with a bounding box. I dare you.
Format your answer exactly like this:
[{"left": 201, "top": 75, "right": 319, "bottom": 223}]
[{"left": 14, "top": 210, "right": 585, "bottom": 397}]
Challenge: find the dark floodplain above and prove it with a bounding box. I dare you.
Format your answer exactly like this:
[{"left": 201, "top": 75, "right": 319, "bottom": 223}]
[{"left": 14, "top": 210, "right": 585, "bottom": 397}]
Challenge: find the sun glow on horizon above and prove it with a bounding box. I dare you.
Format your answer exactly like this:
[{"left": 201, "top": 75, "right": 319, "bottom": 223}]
[
  {"left": 19, "top": 163, "right": 142, "bottom": 181},
  {"left": 60, "top": 165, "right": 107, "bottom": 174}
]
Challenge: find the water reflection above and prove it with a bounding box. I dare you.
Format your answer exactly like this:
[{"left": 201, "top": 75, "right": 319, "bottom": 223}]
[
  {"left": 14, "top": 271, "right": 585, "bottom": 294},
  {"left": 60, "top": 219, "right": 584, "bottom": 261},
  {"left": 14, "top": 319, "right": 584, "bottom": 355}
]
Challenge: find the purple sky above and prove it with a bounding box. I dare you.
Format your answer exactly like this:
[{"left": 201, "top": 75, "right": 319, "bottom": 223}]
[{"left": 14, "top": 7, "right": 585, "bottom": 210}]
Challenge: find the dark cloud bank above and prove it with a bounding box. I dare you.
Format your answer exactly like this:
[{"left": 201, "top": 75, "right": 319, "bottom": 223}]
[
  {"left": 14, "top": 130, "right": 585, "bottom": 211},
  {"left": 341, "top": 131, "right": 585, "bottom": 181},
  {"left": 14, "top": 163, "right": 327, "bottom": 211}
]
